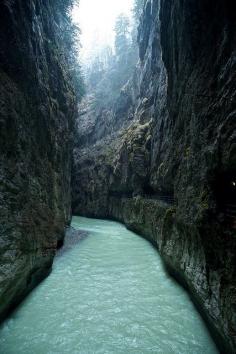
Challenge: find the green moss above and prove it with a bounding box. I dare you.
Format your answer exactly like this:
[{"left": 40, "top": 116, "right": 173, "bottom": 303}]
[{"left": 199, "top": 189, "right": 209, "bottom": 210}]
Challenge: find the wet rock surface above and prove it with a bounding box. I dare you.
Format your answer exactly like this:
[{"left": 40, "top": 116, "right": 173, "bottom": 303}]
[
  {"left": 0, "top": 0, "right": 76, "bottom": 320},
  {"left": 73, "top": 0, "right": 236, "bottom": 352}
]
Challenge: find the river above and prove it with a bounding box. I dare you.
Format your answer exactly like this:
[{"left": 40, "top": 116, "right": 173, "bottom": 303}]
[{"left": 0, "top": 216, "right": 218, "bottom": 354}]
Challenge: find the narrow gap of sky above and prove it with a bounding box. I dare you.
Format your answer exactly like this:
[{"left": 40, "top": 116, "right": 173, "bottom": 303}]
[{"left": 73, "top": 0, "right": 133, "bottom": 64}]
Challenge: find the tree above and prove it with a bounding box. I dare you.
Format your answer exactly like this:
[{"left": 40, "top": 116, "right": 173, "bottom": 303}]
[
  {"left": 54, "top": 0, "right": 85, "bottom": 101},
  {"left": 84, "top": 10, "right": 140, "bottom": 111},
  {"left": 133, "top": 0, "right": 145, "bottom": 23},
  {"left": 114, "top": 14, "right": 130, "bottom": 58}
]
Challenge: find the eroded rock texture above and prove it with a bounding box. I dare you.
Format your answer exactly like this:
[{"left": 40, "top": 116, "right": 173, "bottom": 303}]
[
  {"left": 0, "top": 1, "right": 76, "bottom": 319},
  {"left": 73, "top": 0, "right": 236, "bottom": 352}
]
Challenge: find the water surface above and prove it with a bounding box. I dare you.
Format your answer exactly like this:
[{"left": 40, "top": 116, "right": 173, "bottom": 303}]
[{"left": 0, "top": 216, "right": 218, "bottom": 354}]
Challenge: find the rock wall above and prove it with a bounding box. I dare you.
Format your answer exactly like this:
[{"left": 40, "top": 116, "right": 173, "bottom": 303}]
[
  {"left": 73, "top": 0, "right": 236, "bottom": 352},
  {"left": 0, "top": 0, "right": 76, "bottom": 319}
]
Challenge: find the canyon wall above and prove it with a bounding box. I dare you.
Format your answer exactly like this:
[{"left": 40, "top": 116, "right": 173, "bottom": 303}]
[
  {"left": 0, "top": 0, "right": 76, "bottom": 319},
  {"left": 73, "top": 0, "right": 236, "bottom": 352}
]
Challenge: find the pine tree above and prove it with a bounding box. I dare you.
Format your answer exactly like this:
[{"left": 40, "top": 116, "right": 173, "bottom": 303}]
[
  {"left": 133, "top": 0, "right": 145, "bottom": 23},
  {"left": 114, "top": 14, "right": 130, "bottom": 58},
  {"left": 54, "top": 0, "right": 85, "bottom": 100}
]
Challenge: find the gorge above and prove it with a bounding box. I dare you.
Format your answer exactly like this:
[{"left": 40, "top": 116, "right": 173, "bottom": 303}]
[{"left": 0, "top": 0, "right": 236, "bottom": 353}]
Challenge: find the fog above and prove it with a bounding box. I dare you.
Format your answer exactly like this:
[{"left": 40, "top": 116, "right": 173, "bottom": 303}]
[{"left": 72, "top": 0, "right": 133, "bottom": 65}]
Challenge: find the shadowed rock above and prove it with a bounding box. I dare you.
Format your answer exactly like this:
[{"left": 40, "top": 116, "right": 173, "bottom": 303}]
[{"left": 0, "top": 0, "right": 76, "bottom": 321}]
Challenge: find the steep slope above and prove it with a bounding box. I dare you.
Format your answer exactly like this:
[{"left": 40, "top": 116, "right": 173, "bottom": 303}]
[
  {"left": 0, "top": 0, "right": 77, "bottom": 319},
  {"left": 73, "top": 0, "right": 236, "bottom": 352}
]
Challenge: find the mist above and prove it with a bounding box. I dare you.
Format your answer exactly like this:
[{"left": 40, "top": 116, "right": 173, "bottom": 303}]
[{"left": 72, "top": 0, "right": 133, "bottom": 65}]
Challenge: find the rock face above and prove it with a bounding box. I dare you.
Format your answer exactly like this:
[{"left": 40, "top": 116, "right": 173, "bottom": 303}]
[
  {"left": 0, "top": 1, "right": 76, "bottom": 319},
  {"left": 73, "top": 0, "right": 236, "bottom": 352}
]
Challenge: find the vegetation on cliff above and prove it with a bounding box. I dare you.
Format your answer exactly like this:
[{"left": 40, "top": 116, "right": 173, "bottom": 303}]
[
  {"left": 54, "top": 0, "right": 85, "bottom": 100},
  {"left": 85, "top": 1, "right": 144, "bottom": 110}
]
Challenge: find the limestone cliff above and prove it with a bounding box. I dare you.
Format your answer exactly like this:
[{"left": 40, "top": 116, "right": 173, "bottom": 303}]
[
  {"left": 73, "top": 0, "right": 236, "bottom": 352},
  {"left": 0, "top": 0, "right": 77, "bottom": 319}
]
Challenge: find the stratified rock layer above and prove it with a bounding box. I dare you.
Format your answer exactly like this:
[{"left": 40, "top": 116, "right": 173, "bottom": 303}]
[
  {"left": 73, "top": 0, "right": 236, "bottom": 352},
  {"left": 0, "top": 0, "right": 76, "bottom": 319}
]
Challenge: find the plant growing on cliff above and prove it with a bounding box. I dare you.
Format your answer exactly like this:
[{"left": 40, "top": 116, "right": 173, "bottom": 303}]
[
  {"left": 133, "top": 0, "right": 145, "bottom": 22},
  {"left": 114, "top": 14, "right": 130, "bottom": 59},
  {"left": 54, "top": 0, "right": 85, "bottom": 101}
]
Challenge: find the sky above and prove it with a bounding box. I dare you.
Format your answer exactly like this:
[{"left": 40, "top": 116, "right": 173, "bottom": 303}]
[{"left": 72, "top": 0, "right": 133, "bottom": 65}]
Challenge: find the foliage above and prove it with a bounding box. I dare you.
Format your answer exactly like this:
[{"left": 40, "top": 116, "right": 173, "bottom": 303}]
[
  {"left": 133, "top": 0, "right": 145, "bottom": 23},
  {"left": 131, "top": 0, "right": 145, "bottom": 49},
  {"left": 54, "top": 0, "right": 85, "bottom": 101},
  {"left": 114, "top": 14, "right": 130, "bottom": 59},
  {"left": 83, "top": 0, "right": 146, "bottom": 111},
  {"left": 85, "top": 9, "right": 139, "bottom": 111}
]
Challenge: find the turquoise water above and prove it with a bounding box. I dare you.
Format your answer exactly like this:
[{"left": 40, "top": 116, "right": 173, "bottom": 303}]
[{"left": 0, "top": 216, "right": 218, "bottom": 354}]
